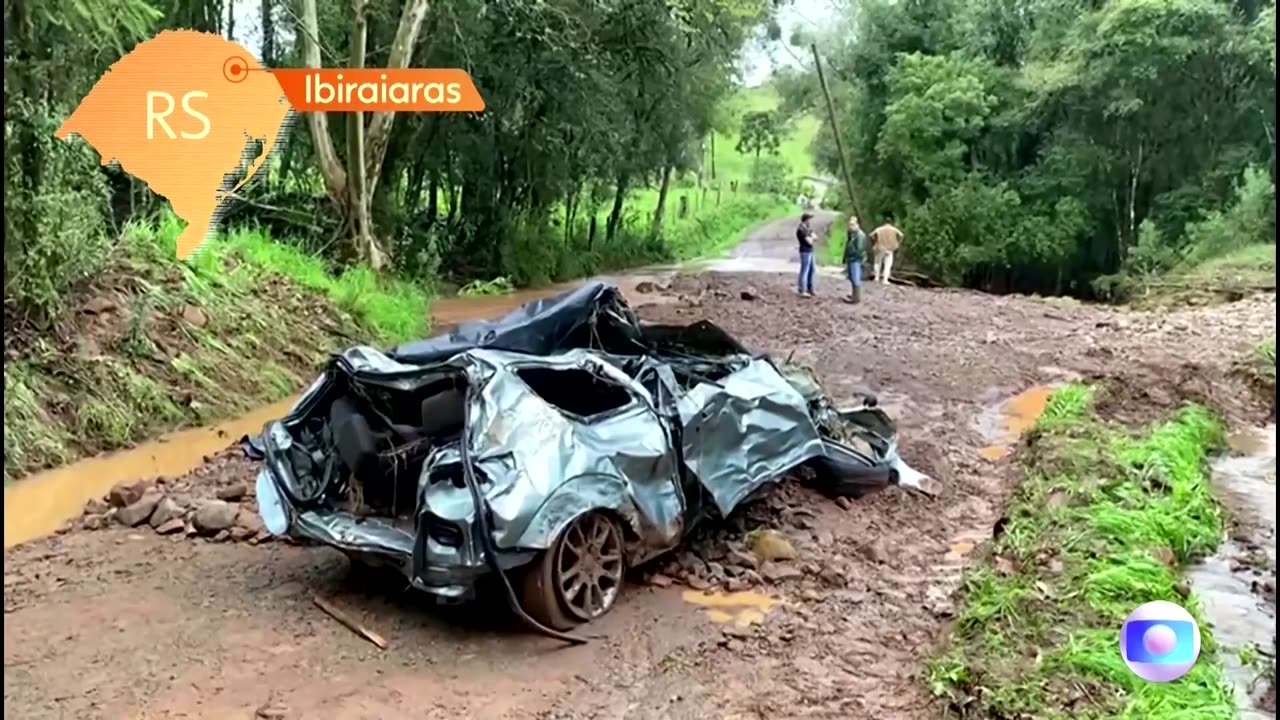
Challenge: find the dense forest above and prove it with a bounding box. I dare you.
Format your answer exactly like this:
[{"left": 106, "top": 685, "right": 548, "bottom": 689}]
[{"left": 789, "top": 0, "right": 1276, "bottom": 297}]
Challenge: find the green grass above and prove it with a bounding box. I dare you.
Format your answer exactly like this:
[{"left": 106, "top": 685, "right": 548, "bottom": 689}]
[
  {"left": 820, "top": 212, "right": 849, "bottom": 266},
  {"left": 1256, "top": 340, "right": 1276, "bottom": 380},
  {"left": 709, "top": 85, "right": 822, "bottom": 189},
  {"left": 138, "top": 212, "right": 430, "bottom": 343},
  {"left": 1182, "top": 242, "right": 1275, "bottom": 286},
  {"left": 928, "top": 384, "right": 1235, "bottom": 719},
  {"left": 663, "top": 194, "right": 795, "bottom": 260},
  {"left": 1125, "top": 242, "right": 1275, "bottom": 309}
]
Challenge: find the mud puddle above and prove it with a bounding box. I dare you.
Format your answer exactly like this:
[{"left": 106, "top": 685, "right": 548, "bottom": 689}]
[
  {"left": 925, "top": 386, "right": 1057, "bottom": 609},
  {"left": 681, "top": 589, "right": 781, "bottom": 628},
  {"left": 1187, "top": 423, "right": 1277, "bottom": 719},
  {"left": 975, "top": 384, "right": 1057, "bottom": 461},
  {"left": 3, "top": 397, "right": 297, "bottom": 549}
]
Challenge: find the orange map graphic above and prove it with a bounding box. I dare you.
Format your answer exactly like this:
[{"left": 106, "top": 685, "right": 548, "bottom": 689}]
[{"left": 56, "top": 29, "right": 291, "bottom": 259}]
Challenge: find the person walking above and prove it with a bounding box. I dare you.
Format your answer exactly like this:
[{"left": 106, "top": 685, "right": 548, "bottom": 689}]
[
  {"left": 795, "top": 212, "right": 817, "bottom": 297},
  {"left": 842, "top": 215, "right": 867, "bottom": 304},
  {"left": 869, "top": 216, "right": 903, "bottom": 285}
]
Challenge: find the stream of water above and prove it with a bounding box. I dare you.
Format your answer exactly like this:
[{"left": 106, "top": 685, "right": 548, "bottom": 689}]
[{"left": 1188, "top": 424, "right": 1277, "bottom": 719}]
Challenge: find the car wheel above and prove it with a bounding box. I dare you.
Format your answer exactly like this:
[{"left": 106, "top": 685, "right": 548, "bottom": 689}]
[{"left": 520, "top": 511, "right": 626, "bottom": 630}]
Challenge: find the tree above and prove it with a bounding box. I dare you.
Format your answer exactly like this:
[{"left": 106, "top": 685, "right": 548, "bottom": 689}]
[
  {"left": 299, "top": 0, "right": 430, "bottom": 270},
  {"left": 736, "top": 111, "right": 783, "bottom": 159}
]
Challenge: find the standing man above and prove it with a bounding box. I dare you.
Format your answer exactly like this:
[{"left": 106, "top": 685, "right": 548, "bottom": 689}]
[
  {"left": 869, "top": 215, "right": 904, "bottom": 285},
  {"left": 796, "top": 212, "right": 817, "bottom": 297},
  {"left": 842, "top": 215, "right": 867, "bottom": 304}
]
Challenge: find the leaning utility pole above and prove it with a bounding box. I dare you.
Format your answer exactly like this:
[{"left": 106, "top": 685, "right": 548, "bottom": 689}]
[{"left": 811, "top": 43, "right": 863, "bottom": 222}]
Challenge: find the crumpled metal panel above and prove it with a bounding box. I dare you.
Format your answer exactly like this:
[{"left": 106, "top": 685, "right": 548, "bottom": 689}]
[
  {"left": 420, "top": 348, "right": 685, "bottom": 560},
  {"left": 675, "top": 358, "right": 827, "bottom": 517}
]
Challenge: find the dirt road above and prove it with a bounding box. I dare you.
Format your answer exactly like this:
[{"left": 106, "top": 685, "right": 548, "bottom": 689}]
[
  {"left": 4, "top": 218, "right": 1275, "bottom": 720},
  {"left": 727, "top": 211, "right": 836, "bottom": 261}
]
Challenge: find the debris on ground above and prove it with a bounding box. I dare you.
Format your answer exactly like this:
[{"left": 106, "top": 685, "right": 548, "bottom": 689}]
[
  {"left": 72, "top": 455, "right": 275, "bottom": 545},
  {"left": 313, "top": 595, "right": 388, "bottom": 649}
]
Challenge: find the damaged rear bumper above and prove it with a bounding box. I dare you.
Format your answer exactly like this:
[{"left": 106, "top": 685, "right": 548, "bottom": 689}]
[{"left": 254, "top": 430, "right": 531, "bottom": 602}]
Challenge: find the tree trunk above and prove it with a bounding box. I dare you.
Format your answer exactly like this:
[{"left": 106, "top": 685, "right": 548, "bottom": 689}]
[
  {"left": 447, "top": 176, "right": 460, "bottom": 224},
  {"left": 299, "top": 0, "right": 347, "bottom": 204},
  {"left": 7, "top": 0, "right": 40, "bottom": 307},
  {"left": 225, "top": 0, "right": 235, "bottom": 41},
  {"left": 406, "top": 158, "right": 426, "bottom": 214},
  {"left": 345, "top": 0, "right": 384, "bottom": 269},
  {"left": 364, "top": 0, "right": 431, "bottom": 201},
  {"left": 606, "top": 174, "right": 629, "bottom": 243},
  {"left": 564, "top": 186, "right": 579, "bottom": 245},
  {"left": 426, "top": 171, "right": 439, "bottom": 222},
  {"left": 651, "top": 164, "right": 672, "bottom": 238},
  {"left": 709, "top": 132, "right": 716, "bottom": 181},
  {"left": 260, "top": 0, "right": 275, "bottom": 66}
]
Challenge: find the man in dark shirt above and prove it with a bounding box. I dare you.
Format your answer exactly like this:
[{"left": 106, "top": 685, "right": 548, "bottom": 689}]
[
  {"left": 795, "top": 213, "right": 816, "bottom": 297},
  {"left": 842, "top": 215, "right": 867, "bottom": 304}
]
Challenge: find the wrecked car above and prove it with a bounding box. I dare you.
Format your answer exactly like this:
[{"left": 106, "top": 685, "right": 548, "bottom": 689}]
[{"left": 243, "top": 282, "right": 932, "bottom": 637}]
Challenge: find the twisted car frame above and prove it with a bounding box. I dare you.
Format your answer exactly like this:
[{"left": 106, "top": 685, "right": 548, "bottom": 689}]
[{"left": 244, "top": 283, "right": 933, "bottom": 632}]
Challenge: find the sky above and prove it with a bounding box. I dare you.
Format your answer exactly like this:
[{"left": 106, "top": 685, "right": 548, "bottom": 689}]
[{"left": 740, "top": 0, "right": 843, "bottom": 86}]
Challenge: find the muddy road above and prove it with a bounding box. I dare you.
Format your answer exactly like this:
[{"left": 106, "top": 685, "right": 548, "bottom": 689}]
[{"left": 4, "top": 217, "right": 1275, "bottom": 720}]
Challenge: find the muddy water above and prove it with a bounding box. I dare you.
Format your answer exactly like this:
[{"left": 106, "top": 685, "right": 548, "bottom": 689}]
[
  {"left": 1187, "top": 424, "right": 1277, "bottom": 720},
  {"left": 975, "top": 384, "right": 1056, "bottom": 461},
  {"left": 681, "top": 589, "right": 782, "bottom": 628},
  {"left": 3, "top": 397, "right": 298, "bottom": 549}
]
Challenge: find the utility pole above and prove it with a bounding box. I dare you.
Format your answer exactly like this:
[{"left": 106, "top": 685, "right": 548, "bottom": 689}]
[{"left": 811, "top": 43, "right": 863, "bottom": 222}]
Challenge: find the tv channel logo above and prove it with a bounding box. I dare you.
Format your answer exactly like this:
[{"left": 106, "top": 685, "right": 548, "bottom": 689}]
[{"left": 1119, "top": 601, "right": 1201, "bottom": 682}]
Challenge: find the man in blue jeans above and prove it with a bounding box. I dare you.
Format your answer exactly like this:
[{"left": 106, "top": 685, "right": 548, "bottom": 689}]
[
  {"left": 842, "top": 215, "right": 867, "bottom": 304},
  {"left": 796, "top": 213, "right": 817, "bottom": 297}
]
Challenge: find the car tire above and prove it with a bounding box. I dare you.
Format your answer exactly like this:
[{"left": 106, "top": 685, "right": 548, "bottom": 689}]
[{"left": 519, "top": 511, "right": 626, "bottom": 631}]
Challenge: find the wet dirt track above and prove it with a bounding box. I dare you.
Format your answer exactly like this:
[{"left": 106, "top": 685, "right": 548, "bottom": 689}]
[{"left": 4, "top": 216, "right": 1276, "bottom": 720}]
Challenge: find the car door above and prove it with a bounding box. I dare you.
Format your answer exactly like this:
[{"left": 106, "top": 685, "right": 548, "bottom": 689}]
[{"left": 506, "top": 357, "right": 687, "bottom": 553}]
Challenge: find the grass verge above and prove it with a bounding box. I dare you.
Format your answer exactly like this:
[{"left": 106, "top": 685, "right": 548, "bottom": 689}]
[
  {"left": 503, "top": 192, "right": 796, "bottom": 288},
  {"left": 928, "top": 383, "right": 1236, "bottom": 719},
  {"left": 3, "top": 215, "right": 430, "bottom": 484},
  {"left": 820, "top": 212, "right": 848, "bottom": 266},
  {"left": 1122, "top": 242, "right": 1276, "bottom": 309},
  {"left": 1182, "top": 243, "right": 1276, "bottom": 287},
  {"left": 663, "top": 194, "right": 796, "bottom": 261}
]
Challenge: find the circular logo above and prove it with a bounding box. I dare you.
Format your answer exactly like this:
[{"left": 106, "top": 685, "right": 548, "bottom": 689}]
[
  {"left": 1120, "top": 600, "right": 1201, "bottom": 682},
  {"left": 223, "top": 56, "right": 249, "bottom": 84}
]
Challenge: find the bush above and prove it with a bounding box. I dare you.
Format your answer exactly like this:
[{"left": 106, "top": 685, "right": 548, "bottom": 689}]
[
  {"left": 747, "top": 156, "right": 792, "bottom": 195},
  {"left": 1122, "top": 220, "right": 1180, "bottom": 278},
  {"left": 1179, "top": 165, "right": 1275, "bottom": 268},
  {"left": 4, "top": 99, "right": 114, "bottom": 325}
]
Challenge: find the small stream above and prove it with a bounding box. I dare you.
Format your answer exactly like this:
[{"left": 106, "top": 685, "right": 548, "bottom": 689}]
[{"left": 1188, "top": 424, "right": 1277, "bottom": 719}]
